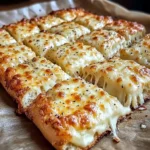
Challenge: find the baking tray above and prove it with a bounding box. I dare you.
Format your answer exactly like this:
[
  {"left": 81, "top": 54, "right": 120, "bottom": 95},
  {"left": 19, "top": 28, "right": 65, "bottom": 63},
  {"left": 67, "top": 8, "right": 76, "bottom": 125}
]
[{"left": 0, "top": 0, "right": 150, "bottom": 150}]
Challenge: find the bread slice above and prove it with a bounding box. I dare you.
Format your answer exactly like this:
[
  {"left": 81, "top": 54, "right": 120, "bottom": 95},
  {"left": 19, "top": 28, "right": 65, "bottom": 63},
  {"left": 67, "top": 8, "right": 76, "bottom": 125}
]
[
  {"left": 49, "top": 22, "right": 90, "bottom": 42},
  {"left": 50, "top": 8, "right": 85, "bottom": 22},
  {"left": 75, "top": 13, "right": 113, "bottom": 30},
  {"left": 1, "top": 57, "right": 70, "bottom": 112},
  {"left": 0, "top": 44, "right": 35, "bottom": 79},
  {"left": 0, "top": 28, "right": 16, "bottom": 46},
  {"left": 120, "top": 34, "right": 150, "bottom": 68},
  {"left": 45, "top": 42, "right": 105, "bottom": 76},
  {"left": 31, "top": 15, "right": 64, "bottom": 31},
  {"left": 82, "top": 58, "right": 150, "bottom": 109},
  {"left": 79, "top": 29, "right": 125, "bottom": 59},
  {"left": 24, "top": 32, "right": 68, "bottom": 57},
  {"left": 4, "top": 19, "right": 40, "bottom": 42},
  {"left": 104, "top": 20, "right": 146, "bottom": 47},
  {"left": 26, "top": 78, "right": 130, "bottom": 150}
]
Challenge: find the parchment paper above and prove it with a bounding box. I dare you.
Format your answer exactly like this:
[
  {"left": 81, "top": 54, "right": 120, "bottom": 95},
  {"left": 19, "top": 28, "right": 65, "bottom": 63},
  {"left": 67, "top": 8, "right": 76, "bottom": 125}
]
[{"left": 0, "top": 0, "right": 150, "bottom": 150}]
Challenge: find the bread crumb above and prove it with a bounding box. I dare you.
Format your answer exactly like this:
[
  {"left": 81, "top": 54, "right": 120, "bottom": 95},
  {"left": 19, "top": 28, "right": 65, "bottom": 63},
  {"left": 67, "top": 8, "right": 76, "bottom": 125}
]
[
  {"left": 140, "top": 124, "right": 146, "bottom": 129},
  {"left": 138, "top": 106, "right": 147, "bottom": 111},
  {"left": 113, "top": 136, "right": 120, "bottom": 143}
]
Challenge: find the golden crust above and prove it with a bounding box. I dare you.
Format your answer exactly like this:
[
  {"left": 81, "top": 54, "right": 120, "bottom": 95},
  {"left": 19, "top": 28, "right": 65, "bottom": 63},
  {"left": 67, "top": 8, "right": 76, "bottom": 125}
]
[
  {"left": 105, "top": 19, "right": 146, "bottom": 46},
  {"left": 25, "top": 92, "right": 110, "bottom": 150},
  {"left": 105, "top": 19, "right": 146, "bottom": 34},
  {"left": 82, "top": 58, "right": 150, "bottom": 108},
  {"left": 24, "top": 32, "right": 69, "bottom": 57},
  {"left": 26, "top": 93, "right": 71, "bottom": 150},
  {"left": 1, "top": 57, "right": 70, "bottom": 112},
  {"left": 25, "top": 78, "right": 130, "bottom": 149},
  {"left": 75, "top": 12, "right": 113, "bottom": 30},
  {"left": 0, "top": 44, "right": 36, "bottom": 79},
  {"left": 30, "top": 15, "right": 64, "bottom": 30},
  {"left": 49, "top": 22, "right": 90, "bottom": 42},
  {"left": 79, "top": 29, "right": 125, "bottom": 59},
  {"left": 0, "top": 28, "right": 16, "bottom": 46},
  {"left": 26, "top": 96, "right": 110, "bottom": 150},
  {"left": 4, "top": 19, "right": 40, "bottom": 42},
  {"left": 45, "top": 42, "right": 105, "bottom": 76},
  {"left": 120, "top": 33, "right": 150, "bottom": 68},
  {"left": 1, "top": 66, "right": 31, "bottom": 112},
  {"left": 50, "top": 8, "right": 85, "bottom": 21}
]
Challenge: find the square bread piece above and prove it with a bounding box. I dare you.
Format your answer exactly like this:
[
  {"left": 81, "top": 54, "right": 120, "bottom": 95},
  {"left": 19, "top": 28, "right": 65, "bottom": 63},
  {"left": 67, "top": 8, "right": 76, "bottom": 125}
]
[
  {"left": 104, "top": 20, "right": 146, "bottom": 47},
  {"left": 24, "top": 32, "right": 69, "bottom": 57},
  {"left": 49, "top": 22, "right": 90, "bottom": 42},
  {"left": 26, "top": 78, "right": 130, "bottom": 150},
  {"left": 75, "top": 13, "right": 113, "bottom": 30},
  {"left": 0, "top": 29, "right": 16, "bottom": 46},
  {"left": 50, "top": 8, "right": 85, "bottom": 21},
  {"left": 82, "top": 58, "right": 150, "bottom": 109},
  {"left": 2, "top": 57, "right": 70, "bottom": 112},
  {"left": 31, "top": 15, "right": 64, "bottom": 31},
  {"left": 79, "top": 29, "right": 125, "bottom": 59},
  {"left": 0, "top": 44, "right": 35, "bottom": 78},
  {"left": 5, "top": 19, "right": 40, "bottom": 42},
  {"left": 120, "top": 34, "right": 150, "bottom": 68},
  {"left": 45, "top": 42, "right": 105, "bottom": 76}
]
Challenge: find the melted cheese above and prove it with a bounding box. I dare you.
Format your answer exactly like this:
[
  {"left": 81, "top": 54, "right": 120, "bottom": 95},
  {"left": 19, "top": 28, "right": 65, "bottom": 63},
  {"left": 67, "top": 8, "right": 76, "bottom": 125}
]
[
  {"left": 45, "top": 42, "right": 105, "bottom": 76},
  {"left": 120, "top": 34, "right": 150, "bottom": 68},
  {"left": 75, "top": 13, "right": 113, "bottom": 30},
  {"left": 30, "top": 78, "right": 130, "bottom": 148},
  {"left": 79, "top": 29, "right": 125, "bottom": 59},
  {"left": 105, "top": 20, "right": 146, "bottom": 46},
  {"left": 0, "top": 29, "right": 16, "bottom": 46},
  {"left": 50, "top": 8, "right": 85, "bottom": 21},
  {"left": 24, "top": 32, "right": 69, "bottom": 56},
  {"left": 3, "top": 57, "right": 70, "bottom": 109},
  {"left": 5, "top": 19, "right": 40, "bottom": 42},
  {"left": 31, "top": 15, "right": 64, "bottom": 30},
  {"left": 28, "top": 57, "right": 70, "bottom": 82},
  {"left": 82, "top": 58, "right": 150, "bottom": 108},
  {"left": 0, "top": 44, "right": 35, "bottom": 77},
  {"left": 49, "top": 22, "right": 90, "bottom": 42}
]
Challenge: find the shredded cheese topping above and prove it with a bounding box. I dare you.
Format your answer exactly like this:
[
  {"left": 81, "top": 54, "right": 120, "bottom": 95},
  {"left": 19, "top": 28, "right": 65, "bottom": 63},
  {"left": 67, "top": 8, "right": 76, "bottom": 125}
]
[
  {"left": 0, "top": 29, "right": 16, "bottom": 46},
  {"left": 46, "top": 42, "right": 105, "bottom": 76},
  {"left": 34, "top": 78, "right": 130, "bottom": 147},
  {"left": 5, "top": 19, "right": 40, "bottom": 42},
  {"left": 79, "top": 29, "right": 125, "bottom": 59},
  {"left": 82, "top": 58, "right": 150, "bottom": 108},
  {"left": 24, "top": 32, "right": 68, "bottom": 56},
  {"left": 49, "top": 22, "right": 90, "bottom": 42},
  {"left": 120, "top": 34, "right": 150, "bottom": 68}
]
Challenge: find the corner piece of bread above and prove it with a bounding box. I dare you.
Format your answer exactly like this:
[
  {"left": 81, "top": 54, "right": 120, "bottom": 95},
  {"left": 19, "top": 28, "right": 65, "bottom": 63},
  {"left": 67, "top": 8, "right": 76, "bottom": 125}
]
[
  {"left": 0, "top": 28, "right": 16, "bottom": 46},
  {"left": 50, "top": 8, "right": 86, "bottom": 22},
  {"left": 4, "top": 19, "right": 40, "bottom": 42},
  {"left": 1, "top": 57, "right": 70, "bottom": 113},
  {"left": 26, "top": 78, "right": 130, "bottom": 150},
  {"left": 104, "top": 19, "right": 146, "bottom": 47},
  {"left": 120, "top": 33, "right": 150, "bottom": 68},
  {"left": 0, "top": 44, "right": 36, "bottom": 79}
]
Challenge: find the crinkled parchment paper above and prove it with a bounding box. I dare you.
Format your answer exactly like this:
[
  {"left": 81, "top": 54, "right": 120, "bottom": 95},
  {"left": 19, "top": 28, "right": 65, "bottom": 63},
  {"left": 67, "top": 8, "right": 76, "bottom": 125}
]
[{"left": 0, "top": 0, "right": 150, "bottom": 150}]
